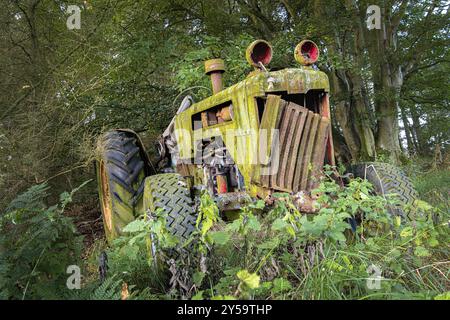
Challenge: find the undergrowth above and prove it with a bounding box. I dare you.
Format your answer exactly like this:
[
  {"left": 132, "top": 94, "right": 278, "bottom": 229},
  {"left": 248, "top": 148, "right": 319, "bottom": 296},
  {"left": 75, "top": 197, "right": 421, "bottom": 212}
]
[
  {"left": 0, "top": 182, "right": 87, "bottom": 299},
  {"left": 85, "top": 174, "right": 449, "bottom": 300},
  {"left": 1, "top": 169, "right": 448, "bottom": 300}
]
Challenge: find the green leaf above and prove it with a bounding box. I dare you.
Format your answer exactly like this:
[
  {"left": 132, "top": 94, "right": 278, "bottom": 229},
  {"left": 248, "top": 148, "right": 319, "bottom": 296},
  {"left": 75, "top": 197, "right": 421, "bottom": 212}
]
[
  {"left": 272, "top": 278, "right": 292, "bottom": 293},
  {"left": 252, "top": 200, "right": 266, "bottom": 209},
  {"left": 414, "top": 199, "right": 433, "bottom": 212},
  {"left": 59, "top": 192, "right": 71, "bottom": 206},
  {"left": 193, "top": 271, "right": 205, "bottom": 286},
  {"left": 286, "top": 225, "right": 296, "bottom": 238},
  {"left": 272, "top": 218, "right": 288, "bottom": 231},
  {"left": 129, "top": 232, "right": 145, "bottom": 246},
  {"left": 210, "top": 231, "right": 230, "bottom": 245},
  {"left": 428, "top": 237, "right": 439, "bottom": 247},
  {"left": 257, "top": 238, "right": 280, "bottom": 250},
  {"left": 237, "top": 269, "right": 260, "bottom": 289},
  {"left": 123, "top": 219, "right": 146, "bottom": 233},
  {"left": 434, "top": 291, "right": 450, "bottom": 300},
  {"left": 192, "top": 290, "right": 204, "bottom": 300},
  {"left": 414, "top": 246, "right": 431, "bottom": 257},
  {"left": 201, "top": 218, "right": 214, "bottom": 236},
  {"left": 247, "top": 215, "right": 261, "bottom": 231},
  {"left": 342, "top": 255, "right": 353, "bottom": 271},
  {"left": 211, "top": 295, "right": 236, "bottom": 300},
  {"left": 394, "top": 216, "right": 402, "bottom": 227},
  {"left": 121, "top": 244, "right": 139, "bottom": 260},
  {"left": 400, "top": 226, "right": 413, "bottom": 238},
  {"left": 226, "top": 219, "right": 241, "bottom": 233},
  {"left": 359, "top": 192, "right": 369, "bottom": 200},
  {"left": 329, "top": 230, "right": 346, "bottom": 242},
  {"left": 325, "top": 259, "right": 344, "bottom": 272}
]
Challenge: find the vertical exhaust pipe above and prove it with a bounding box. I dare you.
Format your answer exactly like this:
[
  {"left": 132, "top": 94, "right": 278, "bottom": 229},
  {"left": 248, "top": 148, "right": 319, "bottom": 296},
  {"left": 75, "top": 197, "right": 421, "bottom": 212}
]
[
  {"left": 204, "top": 59, "right": 229, "bottom": 194},
  {"left": 204, "top": 58, "right": 225, "bottom": 94}
]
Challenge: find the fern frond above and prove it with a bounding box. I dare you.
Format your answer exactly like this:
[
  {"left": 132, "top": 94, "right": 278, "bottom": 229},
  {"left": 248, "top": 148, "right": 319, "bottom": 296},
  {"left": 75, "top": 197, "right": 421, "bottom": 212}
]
[
  {"left": 5, "top": 183, "right": 50, "bottom": 213},
  {"left": 90, "top": 275, "right": 122, "bottom": 300}
]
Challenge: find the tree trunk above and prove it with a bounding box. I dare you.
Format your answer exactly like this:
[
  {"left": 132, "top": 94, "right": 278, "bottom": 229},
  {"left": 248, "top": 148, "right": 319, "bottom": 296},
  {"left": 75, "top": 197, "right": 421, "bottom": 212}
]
[
  {"left": 375, "top": 96, "right": 402, "bottom": 161},
  {"left": 400, "top": 105, "right": 415, "bottom": 155},
  {"left": 331, "top": 72, "right": 361, "bottom": 161},
  {"left": 363, "top": 1, "right": 413, "bottom": 163},
  {"left": 410, "top": 104, "right": 427, "bottom": 155},
  {"left": 330, "top": 1, "right": 376, "bottom": 162}
]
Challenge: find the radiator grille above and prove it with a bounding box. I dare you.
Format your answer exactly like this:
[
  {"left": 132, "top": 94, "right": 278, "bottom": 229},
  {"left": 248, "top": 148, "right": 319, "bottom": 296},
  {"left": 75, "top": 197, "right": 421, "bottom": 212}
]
[{"left": 260, "top": 99, "right": 330, "bottom": 192}]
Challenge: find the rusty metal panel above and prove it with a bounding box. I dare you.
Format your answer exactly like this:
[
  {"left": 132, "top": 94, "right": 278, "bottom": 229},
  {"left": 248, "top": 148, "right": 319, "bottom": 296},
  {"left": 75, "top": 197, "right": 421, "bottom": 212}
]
[
  {"left": 299, "top": 113, "right": 320, "bottom": 190},
  {"left": 273, "top": 103, "right": 299, "bottom": 190},
  {"left": 254, "top": 95, "right": 282, "bottom": 186},
  {"left": 259, "top": 95, "right": 282, "bottom": 164},
  {"left": 292, "top": 110, "right": 314, "bottom": 192},
  {"left": 308, "top": 118, "right": 330, "bottom": 189},
  {"left": 277, "top": 105, "right": 300, "bottom": 189},
  {"left": 285, "top": 106, "right": 308, "bottom": 190},
  {"left": 268, "top": 100, "right": 287, "bottom": 188},
  {"left": 260, "top": 98, "right": 330, "bottom": 193},
  {"left": 319, "top": 94, "right": 335, "bottom": 167},
  {"left": 260, "top": 98, "right": 286, "bottom": 187}
]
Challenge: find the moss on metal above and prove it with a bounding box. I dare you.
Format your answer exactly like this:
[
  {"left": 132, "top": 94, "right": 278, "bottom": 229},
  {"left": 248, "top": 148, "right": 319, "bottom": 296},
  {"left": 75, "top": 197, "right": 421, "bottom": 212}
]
[{"left": 173, "top": 67, "right": 330, "bottom": 197}]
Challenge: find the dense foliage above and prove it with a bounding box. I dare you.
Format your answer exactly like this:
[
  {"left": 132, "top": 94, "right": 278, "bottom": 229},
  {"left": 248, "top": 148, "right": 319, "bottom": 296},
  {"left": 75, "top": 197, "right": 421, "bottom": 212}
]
[
  {"left": 0, "top": 0, "right": 449, "bottom": 207},
  {"left": 1, "top": 171, "right": 447, "bottom": 300},
  {"left": 0, "top": 182, "right": 85, "bottom": 299}
]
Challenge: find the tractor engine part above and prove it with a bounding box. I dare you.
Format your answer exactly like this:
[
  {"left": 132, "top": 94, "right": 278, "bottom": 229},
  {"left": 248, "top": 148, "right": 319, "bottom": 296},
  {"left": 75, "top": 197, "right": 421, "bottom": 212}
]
[
  {"left": 205, "top": 58, "right": 225, "bottom": 94},
  {"left": 203, "top": 59, "right": 227, "bottom": 126},
  {"left": 215, "top": 170, "right": 228, "bottom": 194},
  {"left": 158, "top": 95, "right": 194, "bottom": 169},
  {"left": 215, "top": 192, "right": 252, "bottom": 212},
  {"left": 216, "top": 105, "right": 233, "bottom": 123}
]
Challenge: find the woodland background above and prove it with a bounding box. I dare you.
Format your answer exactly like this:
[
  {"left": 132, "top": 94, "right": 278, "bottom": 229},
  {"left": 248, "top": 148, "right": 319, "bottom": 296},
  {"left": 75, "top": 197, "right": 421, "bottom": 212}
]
[
  {"left": 0, "top": 0, "right": 449, "bottom": 207},
  {"left": 0, "top": 0, "right": 448, "bottom": 300}
]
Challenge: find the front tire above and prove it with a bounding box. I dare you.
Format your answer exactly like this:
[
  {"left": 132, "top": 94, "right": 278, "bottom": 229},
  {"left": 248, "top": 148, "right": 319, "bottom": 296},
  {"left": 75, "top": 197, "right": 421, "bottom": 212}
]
[
  {"left": 350, "top": 162, "right": 418, "bottom": 219},
  {"left": 144, "top": 173, "right": 197, "bottom": 258}
]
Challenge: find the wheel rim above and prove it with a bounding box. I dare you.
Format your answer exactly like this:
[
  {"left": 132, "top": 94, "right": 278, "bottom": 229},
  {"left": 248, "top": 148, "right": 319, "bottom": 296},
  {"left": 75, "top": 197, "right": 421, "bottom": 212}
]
[{"left": 99, "top": 160, "right": 113, "bottom": 232}]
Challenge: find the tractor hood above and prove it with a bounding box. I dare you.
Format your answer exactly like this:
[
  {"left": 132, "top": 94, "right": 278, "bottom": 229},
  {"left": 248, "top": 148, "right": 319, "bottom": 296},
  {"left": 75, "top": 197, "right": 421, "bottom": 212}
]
[
  {"left": 248, "top": 67, "right": 330, "bottom": 95},
  {"left": 184, "top": 67, "right": 330, "bottom": 117}
]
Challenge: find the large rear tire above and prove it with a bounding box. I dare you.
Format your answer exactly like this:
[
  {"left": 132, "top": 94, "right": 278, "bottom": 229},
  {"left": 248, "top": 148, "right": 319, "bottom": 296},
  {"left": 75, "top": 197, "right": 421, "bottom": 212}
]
[
  {"left": 96, "top": 130, "right": 148, "bottom": 242},
  {"left": 350, "top": 162, "right": 418, "bottom": 219}
]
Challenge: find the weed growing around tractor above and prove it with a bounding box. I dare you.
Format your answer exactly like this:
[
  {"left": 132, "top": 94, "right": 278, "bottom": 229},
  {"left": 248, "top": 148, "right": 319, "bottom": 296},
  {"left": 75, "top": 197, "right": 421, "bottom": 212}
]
[
  {"left": 0, "top": 169, "right": 448, "bottom": 300},
  {"left": 88, "top": 174, "right": 449, "bottom": 300}
]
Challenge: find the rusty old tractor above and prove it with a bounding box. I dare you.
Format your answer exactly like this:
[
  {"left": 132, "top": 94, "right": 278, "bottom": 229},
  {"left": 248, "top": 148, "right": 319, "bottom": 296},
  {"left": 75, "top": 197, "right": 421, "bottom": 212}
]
[{"left": 96, "top": 39, "right": 418, "bottom": 246}]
